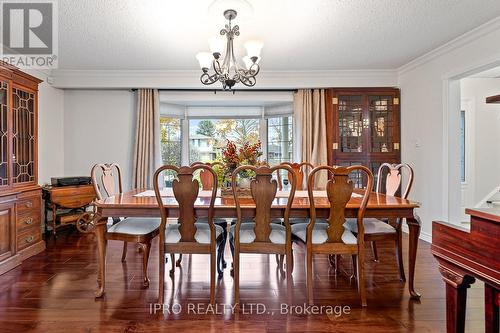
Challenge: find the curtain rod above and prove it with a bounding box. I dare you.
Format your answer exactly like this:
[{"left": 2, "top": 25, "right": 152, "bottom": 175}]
[{"left": 130, "top": 88, "right": 297, "bottom": 93}]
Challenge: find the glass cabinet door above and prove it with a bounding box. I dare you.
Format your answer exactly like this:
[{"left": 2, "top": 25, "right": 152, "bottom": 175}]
[
  {"left": 338, "top": 95, "right": 365, "bottom": 154},
  {"left": 369, "top": 95, "right": 397, "bottom": 153},
  {"left": 0, "top": 81, "right": 8, "bottom": 187},
  {"left": 12, "top": 87, "right": 36, "bottom": 185}
]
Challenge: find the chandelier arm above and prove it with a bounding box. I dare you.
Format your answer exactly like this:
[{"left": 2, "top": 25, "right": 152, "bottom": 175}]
[
  {"left": 237, "top": 64, "right": 260, "bottom": 79},
  {"left": 213, "top": 59, "right": 223, "bottom": 75},
  {"left": 239, "top": 74, "right": 256, "bottom": 87},
  {"left": 200, "top": 71, "right": 219, "bottom": 85}
]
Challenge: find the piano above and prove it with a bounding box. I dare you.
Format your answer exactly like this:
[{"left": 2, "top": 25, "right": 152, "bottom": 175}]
[{"left": 432, "top": 208, "right": 500, "bottom": 333}]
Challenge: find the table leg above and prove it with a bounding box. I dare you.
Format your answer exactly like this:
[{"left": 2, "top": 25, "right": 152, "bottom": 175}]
[
  {"left": 438, "top": 265, "right": 475, "bottom": 333},
  {"left": 406, "top": 214, "right": 421, "bottom": 299},
  {"left": 485, "top": 284, "right": 499, "bottom": 333},
  {"left": 94, "top": 215, "right": 107, "bottom": 298}
]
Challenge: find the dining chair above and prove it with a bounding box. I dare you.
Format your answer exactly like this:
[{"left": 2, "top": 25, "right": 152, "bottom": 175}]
[
  {"left": 277, "top": 162, "right": 314, "bottom": 191},
  {"left": 291, "top": 165, "right": 373, "bottom": 306},
  {"left": 188, "top": 161, "right": 229, "bottom": 276},
  {"left": 343, "top": 163, "right": 414, "bottom": 281},
  {"left": 153, "top": 165, "right": 224, "bottom": 304},
  {"left": 229, "top": 165, "right": 297, "bottom": 306},
  {"left": 91, "top": 163, "right": 160, "bottom": 287}
]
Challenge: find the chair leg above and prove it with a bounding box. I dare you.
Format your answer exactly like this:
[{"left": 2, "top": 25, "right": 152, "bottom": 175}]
[
  {"left": 229, "top": 233, "right": 235, "bottom": 276},
  {"left": 234, "top": 246, "right": 240, "bottom": 308},
  {"left": 121, "top": 242, "right": 127, "bottom": 262},
  {"left": 357, "top": 249, "right": 367, "bottom": 307},
  {"left": 219, "top": 222, "right": 228, "bottom": 268},
  {"left": 329, "top": 254, "right": 338, "bottom": 274},
  {"left": 159, "top": 247, "right": 165, "bottom": 304},
  {"left": 176, "top": 254, "right": 182, "bottom": 267},
  {"left": 371, "top": 241, "right": 379, "bottom": 262},
  {"left": 170, "top": 254, "right": 175, "bottom": 276},
  {"left": 395, "top": 228, "right": 406, "bottom": 281},
  {"left": 210, "top": 246, "right": 216, "bottom": 305},
  {"left": 141, "top": 240, "right": 152, "bottom": 287},
  {"left": 351, "top": 255, "right": 358, "bottom": 279},
  {"left": 216, "top": 236, "right": 224, "bottom": 277},
  {"left": 278, "top": 255, "right": 285, "bottom": 275},
  {"left": 286, "top": 249, "right": 293, "bottom": 304},
  {"left": 306, "top": 249, "right": 313, "bottom": 305}
]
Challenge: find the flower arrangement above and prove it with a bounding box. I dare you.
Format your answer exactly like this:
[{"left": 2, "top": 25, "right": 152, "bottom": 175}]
[{"left": 219, "top": 140, "right": 263, "bottom": 192}]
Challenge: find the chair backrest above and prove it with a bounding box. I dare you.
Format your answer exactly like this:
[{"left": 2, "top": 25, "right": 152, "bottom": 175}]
[
  {"left": 91, "top": 163, "right": 123, "bottom": 200},
  {"left": 190, "top": 161, "right": 222, "bottom": 190},
  {"left": 278, "top": 162, "right": 314, "bottom": 190},
  {"left": 376, "top": 163, "right": 414, "bottom": 199},
  {"left": 232, "top": 165, "right": 297, "bottom": 243},
  {"left": 153, "top": 165, "right": 218, "bottom": 243},
  {"left": 307, "top": 165, "right": 373, "bottom": 244}
]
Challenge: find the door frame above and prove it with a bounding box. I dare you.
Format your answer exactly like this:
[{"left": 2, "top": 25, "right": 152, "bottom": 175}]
[{"left": 442, "top": 56, "right": 500, "bottom": 223}]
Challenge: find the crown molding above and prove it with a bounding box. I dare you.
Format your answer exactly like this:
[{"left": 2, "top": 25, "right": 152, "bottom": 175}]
[
  {"left": 49, "top": 69, "right": 398, "bottom": 89},
  {"left": 398, "top": 16, "right": 500, "bottom": 75}
]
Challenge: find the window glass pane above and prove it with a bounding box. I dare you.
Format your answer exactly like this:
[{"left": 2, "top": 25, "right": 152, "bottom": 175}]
[
  {"left": 160, "top": 117, "right": 182, "bottom": 167},
  {"left": 460, "top": 110, "right": 465, "bottom": 182},
  {"left": 267, "top": 116, "right": 293, "bottom": 165},
  {"left": 188, "top": 119, "right": 260, "bottom": 164}
]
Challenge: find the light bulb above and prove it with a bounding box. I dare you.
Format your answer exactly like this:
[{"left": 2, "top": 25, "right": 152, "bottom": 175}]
[
  {"left": 244, "top": 40, "right": 263, "bottom": 58},
  {"left": 196, "top": 52, "right": 213, "bottom": 69}
]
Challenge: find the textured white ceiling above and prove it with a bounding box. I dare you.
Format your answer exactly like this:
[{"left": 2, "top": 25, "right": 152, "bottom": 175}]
[{"left": 58, "top": 0, "right": 500, "bottom": 70}]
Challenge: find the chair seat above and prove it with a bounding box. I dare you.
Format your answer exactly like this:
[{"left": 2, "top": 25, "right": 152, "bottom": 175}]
[
  {"left": 165, "top": 222, "right": 223, "bottom": 244},
  {"left": 107, "top": 217, "right": 160, "bottom": 235},
  {"left": 271, "top": 217, "right": 310, "bottom": 225},
  {"left": 343, "top": 218, "right": 396, "bottom": 235},
  {"left": 291, "top": 222, "right": 357, "bottom": 245},
  {"left": 229, "top": 222, "right": 287, "bottom": 244},
  {"left": 197, "top": 217, "right": 233, "bottom": 225}
]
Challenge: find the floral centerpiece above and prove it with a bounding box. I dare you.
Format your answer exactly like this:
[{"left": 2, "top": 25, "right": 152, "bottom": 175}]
[{"left": 219, "top": 140, "right": 263, "bottom": 196}]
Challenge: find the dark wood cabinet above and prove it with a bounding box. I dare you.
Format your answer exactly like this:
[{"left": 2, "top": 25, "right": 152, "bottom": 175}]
[
  {"left": 0, "top": 62, "right": 44, "bottom": 275},
  {"left": 326, "top": 88, "right": 401, "bottom": 188},
  {"left": 0, "top": 200, "right": 15, "bottom": 263}
]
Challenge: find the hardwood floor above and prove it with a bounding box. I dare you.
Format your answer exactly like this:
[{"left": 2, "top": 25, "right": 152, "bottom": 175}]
[{"left": 0, "top": 229, "right": 485, "bottom": 333}]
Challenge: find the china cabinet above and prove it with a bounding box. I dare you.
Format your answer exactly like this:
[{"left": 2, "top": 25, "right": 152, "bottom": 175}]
[
  {"left": 0, "top": 62, "right": 44, "bottom": 275},
  {"left": 326, "top": 88, "right": 401, "bottom": 189}
]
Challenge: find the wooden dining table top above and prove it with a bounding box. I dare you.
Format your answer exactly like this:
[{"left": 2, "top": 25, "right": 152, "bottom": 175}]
[{"left": 95, "top": 188, "right": 420, "bottom": 210}]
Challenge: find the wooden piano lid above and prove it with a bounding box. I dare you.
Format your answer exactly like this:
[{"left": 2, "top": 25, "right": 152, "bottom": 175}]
[{"left": 465, "top": 207, "right": 500, "bottom": 223}]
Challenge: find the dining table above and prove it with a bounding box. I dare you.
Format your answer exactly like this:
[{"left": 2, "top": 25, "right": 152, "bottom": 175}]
[{"left": 92, "top": 188, "right": 422, "bottom": 300}]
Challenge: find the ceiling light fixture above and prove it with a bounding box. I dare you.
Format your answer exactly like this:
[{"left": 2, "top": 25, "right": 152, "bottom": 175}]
[{"left": 196, "top": 9, "right": 263, "bottom": 90}]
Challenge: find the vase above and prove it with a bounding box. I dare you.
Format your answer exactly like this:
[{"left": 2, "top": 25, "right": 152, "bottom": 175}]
[{"left": 239, "top": 177, "right": 251, "bottom": 188}]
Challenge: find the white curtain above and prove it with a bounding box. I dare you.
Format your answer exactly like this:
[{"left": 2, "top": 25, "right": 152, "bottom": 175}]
[
  {"left": 132, "top": 89, "right": 161, "bottom": 189},
  {"left": 294, "top": 89, "right": 328, "bottom": 188}
]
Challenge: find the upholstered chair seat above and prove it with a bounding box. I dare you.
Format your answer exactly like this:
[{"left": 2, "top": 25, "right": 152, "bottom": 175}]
[
  {"left": 229, "top": 222, "right": 287, "bottom": 244},
  {"left": 271, "top": 217, "right": 309, "bottom": 225},
  {"left": 108, "top": 218, "right": 161, "bottom": 235},
  {"left": 343, "top": 218, "right": 396, "bottom": 235},
  {"left": 165, "top": 222, "right": 224, "bottom": 244},
  {"left": 291, "top": 223, "right": 357, "bottom": 244}
]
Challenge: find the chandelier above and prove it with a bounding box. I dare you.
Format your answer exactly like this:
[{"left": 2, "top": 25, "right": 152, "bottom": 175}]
[{"left": 196, "top": 9, "right": 263, "bottom": 90}]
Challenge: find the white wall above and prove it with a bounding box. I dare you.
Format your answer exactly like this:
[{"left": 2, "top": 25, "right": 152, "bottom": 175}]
[
  {"left": 63, "top": 90, "right": 136, "bottom": 190},
  {"left": 461, "top": 78, "right": 500, "bottom": 205},
  {"left": 398, "top": 20, "right": 500, "bottom": 239},
  {"left": 38, "top": 82, "right": 65, "bottom": 185}
]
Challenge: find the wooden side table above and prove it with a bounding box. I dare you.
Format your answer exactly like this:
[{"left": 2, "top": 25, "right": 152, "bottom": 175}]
[{"left": 42, "top": 185, "right": 96, "bottom": 237}]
